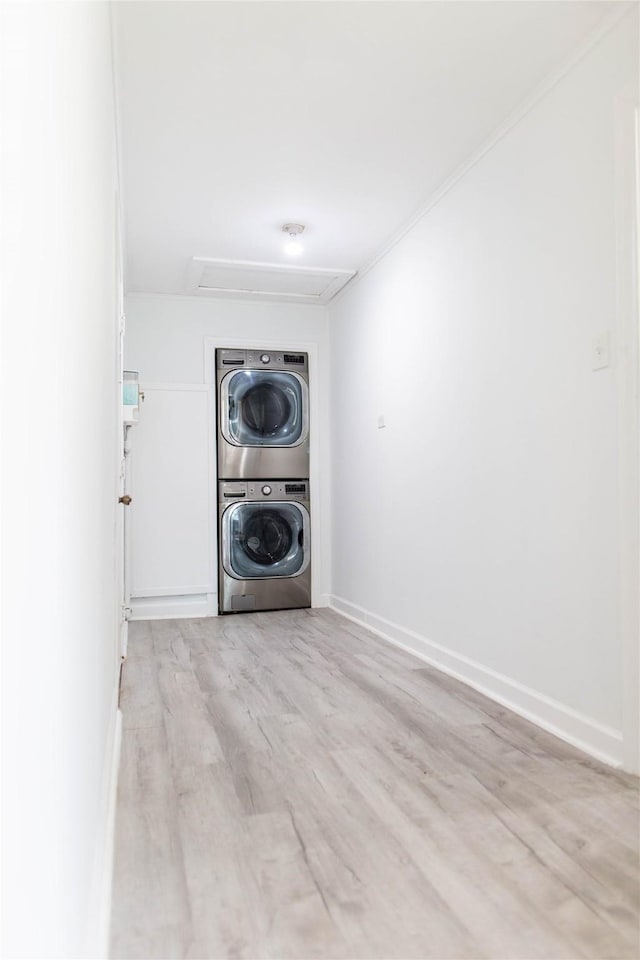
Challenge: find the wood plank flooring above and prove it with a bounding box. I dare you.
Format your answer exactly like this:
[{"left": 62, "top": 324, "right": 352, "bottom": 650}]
[{"left": 110, "top": 609, "right": 640, "bottom": 959}]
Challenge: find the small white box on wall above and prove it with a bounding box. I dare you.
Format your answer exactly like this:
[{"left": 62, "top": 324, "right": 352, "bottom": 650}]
[{"left": 123, "top": 370, "right": 139, "bottom": 423}]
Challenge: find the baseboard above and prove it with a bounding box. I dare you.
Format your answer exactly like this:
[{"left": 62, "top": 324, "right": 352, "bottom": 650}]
[
  {"left": 315, "top": 593, "right": 331, "bottom": 608},
  {"left": 129, "top": 593, "right": 217, "bottom": 620},
  {"left": 86, "top": 688, "right": 123, "bottom": 957},
  {"left": 329, "top": 595, "right": 623, "bottom": 768}
]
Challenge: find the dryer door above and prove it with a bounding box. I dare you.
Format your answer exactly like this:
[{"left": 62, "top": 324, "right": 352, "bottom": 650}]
[
  {"left": 220, "top": 369, "right": 309, "bottom": 447},
  {"left": 222, "top": 501, "right": 310, "bottom": 580}
]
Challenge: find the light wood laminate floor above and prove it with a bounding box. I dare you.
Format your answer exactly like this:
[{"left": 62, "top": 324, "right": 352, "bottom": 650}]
[{"left": 111, "top": 609, "right": 639, "bottom": 959}]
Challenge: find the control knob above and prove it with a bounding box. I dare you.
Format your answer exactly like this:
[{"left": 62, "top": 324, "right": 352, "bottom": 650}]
[{"left": 261, "top": 484, "right": 272, "bottom": 496}]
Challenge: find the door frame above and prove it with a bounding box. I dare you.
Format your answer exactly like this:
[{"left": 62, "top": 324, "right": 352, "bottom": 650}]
[
  {"left": 615, "top": 91, "right": 640, "bottom": 774},
  {"left": 115, "top": 190, "right": 129, "bottom": 659}
]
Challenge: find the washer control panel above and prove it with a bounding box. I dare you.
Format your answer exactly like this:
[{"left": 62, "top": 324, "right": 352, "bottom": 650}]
[
  {"left": 216, "top": 348, "right": 308, "bottom": 373},
  {"left": 219, "top": 480, "right": 309, "bottom": 502}
]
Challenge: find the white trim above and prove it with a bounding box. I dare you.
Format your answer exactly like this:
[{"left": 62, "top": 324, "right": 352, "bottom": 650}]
[
  {"left": 329, "top": 595, "right": 624, "bottom": 768},
  {"left": 615, "top": 91, "right": 640, "bottom": 774},
  {"left": 86, "top": 691, "right": 122, "bottom": 958},
  {"left": 331, "top": 3, "right": 635, "bottom": 306},
  {"left": 207, "top": 370, "right": 218, "bottom": 608},
  {"left": 125, "top": 291, "right": 327, "bottom": 310},
  {"left": 108, "top": 4, "right": 126, "bottom": 291},
  {"left": 129, "top": 593, "right": 217, "bottom": 620},
  {"left": 120, "top": 619, "right": 129, "bottom": 660},
  {"left": 205, "top": 335, "right": 325, "bottom": 610}
]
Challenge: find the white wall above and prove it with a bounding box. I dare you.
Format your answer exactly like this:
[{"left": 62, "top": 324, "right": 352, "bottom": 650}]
[
  {"left": 1, "top": 3, "right": 121, "bottom": 956},
  {"left": 124, "top": 294, "right": 330, "bottom": 617},
  {"left": 329, "top": 11, "right": 638, "bottom": 767}
]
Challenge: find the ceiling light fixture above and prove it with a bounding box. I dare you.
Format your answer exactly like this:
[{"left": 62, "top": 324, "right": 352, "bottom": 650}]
[{"left": 282, "top": 223, "right": 305, "bottom": 255}]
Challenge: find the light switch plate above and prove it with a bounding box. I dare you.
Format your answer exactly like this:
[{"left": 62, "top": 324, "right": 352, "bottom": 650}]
[
  {"left": 592, "top": 332, "right": 610, "bottom": 371},
  {"left": 377, "top": 414, "right": 386, "bottom": 429}
]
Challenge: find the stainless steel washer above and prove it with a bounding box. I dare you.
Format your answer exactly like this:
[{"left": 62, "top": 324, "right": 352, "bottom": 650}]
[
  {"left": 218, "top": 479, "right": 311, "bottom": 614},
  {"left": 216, "top": 348, "right": 310, "bottom": 480}
]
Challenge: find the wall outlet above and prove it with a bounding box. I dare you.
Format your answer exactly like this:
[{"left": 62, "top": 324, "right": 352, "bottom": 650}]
[{"left": 592, "top": 332, "right": 610, "bottom": 371}]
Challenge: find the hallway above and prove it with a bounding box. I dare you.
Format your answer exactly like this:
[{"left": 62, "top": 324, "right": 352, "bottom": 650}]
[
  {"left": 111, "top": 610, "right": 639, "bottom": 959},
  {"left": 3, "top": 4, "right": 640, "bottom": 957}
]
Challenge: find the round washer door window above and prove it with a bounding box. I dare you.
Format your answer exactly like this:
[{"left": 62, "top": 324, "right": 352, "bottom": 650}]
[
  {"left": 222, "top": 370, "right": 308, "bottom": 447},
  {"left": 224, "top": 502, "right": 309, "bottom": 579}
]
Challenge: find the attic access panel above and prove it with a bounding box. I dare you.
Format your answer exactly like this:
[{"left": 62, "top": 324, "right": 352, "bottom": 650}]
[{"left": 187, "top": 257, "right": 356, "bottom": 304}]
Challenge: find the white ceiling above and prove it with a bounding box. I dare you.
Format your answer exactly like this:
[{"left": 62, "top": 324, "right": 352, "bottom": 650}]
[{"left": 116, "top": 1, "right": 620, "bottom": 298}]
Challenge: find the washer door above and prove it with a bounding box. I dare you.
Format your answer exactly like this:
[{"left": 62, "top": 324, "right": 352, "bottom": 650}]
[
  {"left": 220, "top": 369, "right": 308, "bottom": 447},
  {"left": 222, "top": 501, "right": 310, "bottom": 580}
]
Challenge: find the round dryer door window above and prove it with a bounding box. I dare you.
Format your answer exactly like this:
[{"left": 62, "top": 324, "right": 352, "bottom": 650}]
[
  {"left": 221, "top": 370, "right": 308, "bottom": 447},
  {"left": 223, "top": 501, "right": 310, "bottom": 580}
]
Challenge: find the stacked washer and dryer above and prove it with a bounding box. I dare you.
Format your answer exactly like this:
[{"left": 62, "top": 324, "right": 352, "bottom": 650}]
[{"left": 216, "top": 348, "right": 311, "bottom": 614}]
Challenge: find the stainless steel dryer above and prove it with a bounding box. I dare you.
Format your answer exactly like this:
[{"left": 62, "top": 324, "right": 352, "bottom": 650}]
[
  {"left": 218, "top": 479, "right": 311, "bottom": 613},
  {"left": 216, "top": 348, "right": 309, "bottom": 479}
]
